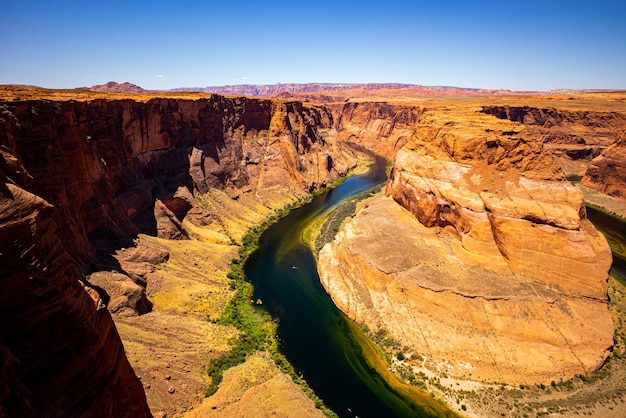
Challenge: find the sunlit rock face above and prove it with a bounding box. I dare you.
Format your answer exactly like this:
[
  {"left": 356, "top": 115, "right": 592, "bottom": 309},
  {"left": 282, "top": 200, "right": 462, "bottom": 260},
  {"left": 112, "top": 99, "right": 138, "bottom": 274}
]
[
  {"left": 319, "top": 108, "right": 613, "bottom": 385},
  {"left": 331, "top": 101, "right": 423, "bottom": 159}
]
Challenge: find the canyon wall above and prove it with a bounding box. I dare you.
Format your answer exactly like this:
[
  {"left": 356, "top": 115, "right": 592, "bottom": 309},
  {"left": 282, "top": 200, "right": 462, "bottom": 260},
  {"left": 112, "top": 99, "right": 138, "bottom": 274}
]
[
  {"left": 582, "top": 129, "right": 626, "bottom": 199},
  {"left": 330, "top": 102, "right": 423, "bottom": 159},
  {"left": 0, "top": 96, "right": 358, "bottom": 416},
  {"left": 482, "top": 105, "right": 626, "bottom": 180},
  {"left": 0, "top": 163, "right": 150, "bottom": 416},
  {"left": 319, "top": 106, "right": 614, "bottom": 385},
  {"left": 1, "top": 97, "right": 355, "bottom": 268}
]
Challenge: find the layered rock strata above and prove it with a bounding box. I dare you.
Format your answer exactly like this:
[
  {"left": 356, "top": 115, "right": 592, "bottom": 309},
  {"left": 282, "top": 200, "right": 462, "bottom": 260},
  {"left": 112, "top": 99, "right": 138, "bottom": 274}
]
[
  {"left": 331, "top": 102, "right": 423, "bottom": 159},
  {"left": 482, "top": 105, "right": 626, "bottom": 179},
  {"left": 582, "top": 130, "right": 626, "bottom": 199},
  {"left": 0, "top": 182, "right": 150, "bottom": 417},
  {"left": 319, "top": 109, "right": 614, "bottom": 384},
  {"left": 0, "top": 97, "right": 356, "bottom": 268},
  {"left": 0, "top": 96, "right": 358, "bottom": 416}
]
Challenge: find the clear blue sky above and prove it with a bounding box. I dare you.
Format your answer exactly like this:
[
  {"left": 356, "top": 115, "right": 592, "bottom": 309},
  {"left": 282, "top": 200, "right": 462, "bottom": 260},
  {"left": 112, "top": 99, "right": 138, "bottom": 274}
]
[{"left": 1, "top": 0, "right": 625, "bottom": 91}]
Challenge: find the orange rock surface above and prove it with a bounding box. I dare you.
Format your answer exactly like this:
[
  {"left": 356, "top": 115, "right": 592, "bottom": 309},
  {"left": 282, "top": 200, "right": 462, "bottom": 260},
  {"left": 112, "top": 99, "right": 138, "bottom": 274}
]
[
  {"left": 582, "top": 129, "right": 626, "bottom": 199},
  {"left": 319, "top": 106, "right": 614, "bottom": 385}
]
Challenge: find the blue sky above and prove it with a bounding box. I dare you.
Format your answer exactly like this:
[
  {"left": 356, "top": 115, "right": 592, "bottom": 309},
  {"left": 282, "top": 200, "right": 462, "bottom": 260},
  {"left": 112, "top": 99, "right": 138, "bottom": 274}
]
[{"left": 1, "top": 0, "right": 625, "bottom": 91}]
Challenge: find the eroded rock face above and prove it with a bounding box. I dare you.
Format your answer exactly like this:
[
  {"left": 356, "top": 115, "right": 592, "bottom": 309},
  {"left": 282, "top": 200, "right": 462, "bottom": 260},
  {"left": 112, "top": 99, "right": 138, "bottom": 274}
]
[
  {"left": 89, "top": 271, "right": 153, "bottom": 316},
  {"left": 385, "top": 112, "right": 611, "bottom": 298},
  {"left": 582, "top": 130, "right": 626, "bottom": 199},
  {"left": 482, "top": 105, "right": 626, "bottom": 178},
  {"left": 0, "top": 95, "right": 358, "bottom": 416},
  {"left": 0, "top": 182, "right": 150, "bottom": 417},
  {"left": 332, "top": 102, "right": 423, "bottom": 159},
  {"left": 319, "top": 109, "right": 614, "bottom": 384},
  {"left": 0, "top": 97, "right": 356, "bottom": 267}
]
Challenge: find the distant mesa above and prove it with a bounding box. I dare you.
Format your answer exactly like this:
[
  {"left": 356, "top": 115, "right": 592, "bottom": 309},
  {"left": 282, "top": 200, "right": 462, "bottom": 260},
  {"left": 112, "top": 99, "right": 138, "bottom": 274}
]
[{"left": 80, "top": 81, "right": 148, "bottom": 93}]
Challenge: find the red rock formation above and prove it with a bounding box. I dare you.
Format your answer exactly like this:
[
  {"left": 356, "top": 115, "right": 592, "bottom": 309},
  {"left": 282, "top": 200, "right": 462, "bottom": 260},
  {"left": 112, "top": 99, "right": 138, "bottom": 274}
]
[
  {"left": 582, "top": 130, "right": 626, "bottom": 199},
  {"left": 0, "top": 97, "right": 356, "bottom": 268},
  {"left": 0, "top": 95, "right": 357, "bottom": 416},
  {"left": 82, "top": 81, "right": 148, "bottom": 93},
  {"left": 331, "top": 102, "right": 423, "bottom": 159},
  {"left": 482, "top": 105, "right": 626, "bottom": 178},
  {"left": 0, "top": 181, "right": 150, "bottom": 417}
]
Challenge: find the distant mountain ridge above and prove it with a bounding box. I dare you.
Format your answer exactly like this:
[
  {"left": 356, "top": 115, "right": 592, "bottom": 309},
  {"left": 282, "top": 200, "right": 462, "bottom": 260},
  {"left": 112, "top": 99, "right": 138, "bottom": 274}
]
[
  {"left": 78, "top": 81, "right": 621, "bottom": 97},
  {"left": 169, "top": 82, "right": 481, "bottom": 96}
]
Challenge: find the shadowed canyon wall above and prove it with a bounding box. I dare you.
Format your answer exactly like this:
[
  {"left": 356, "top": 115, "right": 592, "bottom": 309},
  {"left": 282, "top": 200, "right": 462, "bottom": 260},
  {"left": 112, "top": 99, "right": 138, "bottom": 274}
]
[{"left": 0, "top": 96, "right": 358, "bottom": 416}]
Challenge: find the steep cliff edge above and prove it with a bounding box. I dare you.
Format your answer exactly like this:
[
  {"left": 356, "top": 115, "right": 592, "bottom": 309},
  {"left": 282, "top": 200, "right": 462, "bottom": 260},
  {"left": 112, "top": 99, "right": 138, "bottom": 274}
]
[
  {"left": 319, "top": 107, "right": 614, "bottom": 385},
  {"left": 331, "top": 101, "right": 423, "bottom": 159},
  {"left": 481, "top": 104, "right": 626, "bottom": 180},
  {"left": 0, "top": 97, "right": 355, "bottom": 269},
  {"left": 0, "top": 95, "right": 358, "bottom": 416},
  {"left": 0, "top": 178, "right": 150, "bottom": 416},
  {"left": 582, "top": 129, "right": 626, "bottom": 199}
]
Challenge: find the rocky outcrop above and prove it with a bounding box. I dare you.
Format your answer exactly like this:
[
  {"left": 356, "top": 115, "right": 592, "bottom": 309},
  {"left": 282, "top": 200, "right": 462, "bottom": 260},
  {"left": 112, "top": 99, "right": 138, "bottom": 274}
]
[
  {"left": 0, "top": 95, "right": 358, "bottom": 416},
  {"left": 482, "top": 105, "right": 626, "bottom": 178},
  {"left": 582, "top": 130, "right": 626, "bottom": 199},
  {"left": 332, "top": 102, "right": 423, "bottom": 159},
  {"left": 319, "top": 108, "right": 614, "bottom": 385},
  {"left": 0, "top": 182, "right": 150, "bottom": 417},
  {"left": 82, "top": 81, "right": 149, "bottom": 93}
]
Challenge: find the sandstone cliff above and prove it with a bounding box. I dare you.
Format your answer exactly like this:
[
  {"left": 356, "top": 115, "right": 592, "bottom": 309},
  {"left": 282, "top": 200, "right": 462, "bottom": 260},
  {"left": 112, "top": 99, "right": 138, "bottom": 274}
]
[
  {"left": 582, "top": 129, "right": 626, "bottom": 199},
  {"left": 331, "top": 101, "right": 423, "bottom": 159},
  {"left": 0, "top": 95, "right": 358, "bottom": 416},
  {"left": 0, "top": 97, "right": 356, "bottom": 266},
  {"left": 482, "top": 104, "right": 626, "bottom": 179},
  {"left": 0, "top": 178, "right": 150, "bottom": 417},
  {"left": 319, "top": 107, "right": 614, "bottom": 385}
]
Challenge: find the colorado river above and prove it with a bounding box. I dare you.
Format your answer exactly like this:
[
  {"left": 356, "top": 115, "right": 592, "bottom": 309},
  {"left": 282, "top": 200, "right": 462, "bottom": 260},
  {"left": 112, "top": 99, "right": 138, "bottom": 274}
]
[
  {"left": 586, "top": 205, "right": 626, "bottom": 282},
  {"left": 244, "top": 152, "right": 454, "bottom": 418}
]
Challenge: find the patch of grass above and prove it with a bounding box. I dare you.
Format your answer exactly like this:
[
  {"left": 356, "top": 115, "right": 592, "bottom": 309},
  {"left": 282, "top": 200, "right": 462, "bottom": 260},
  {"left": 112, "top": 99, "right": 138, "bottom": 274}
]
[
  {"left": 586, "top": 203, "right": 626, "bottom": 224},
  {"left": 314, "top": 184, "right": 384, "bottom": 252}
]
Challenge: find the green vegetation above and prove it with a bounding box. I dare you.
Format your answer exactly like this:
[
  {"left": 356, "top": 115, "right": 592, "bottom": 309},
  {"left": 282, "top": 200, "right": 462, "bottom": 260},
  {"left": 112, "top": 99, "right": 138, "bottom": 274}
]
[
  {"left": 314, "top": 183, "right": 384, "bottom": 253},
  {"left": 205, "top": 193, "right": 343, "bottom": 415},
  {"left": 586, "top": 202, "right": 626, "bottom": 224}
]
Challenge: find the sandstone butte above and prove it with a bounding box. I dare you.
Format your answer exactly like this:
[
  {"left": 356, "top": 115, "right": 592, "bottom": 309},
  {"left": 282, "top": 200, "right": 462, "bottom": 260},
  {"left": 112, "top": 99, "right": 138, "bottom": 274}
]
[
  {"left": 319, "top": 100, "right": 626, "bottom": 387},
  {"left": 1, "top": 84, "right": 626, "bottom": 417}
]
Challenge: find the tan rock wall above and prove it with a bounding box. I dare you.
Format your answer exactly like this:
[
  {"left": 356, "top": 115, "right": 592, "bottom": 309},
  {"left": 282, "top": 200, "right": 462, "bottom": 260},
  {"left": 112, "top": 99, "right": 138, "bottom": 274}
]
[
  {"left": 582, "top": 130, "right": 626, "bottom": 199},
  {"left": 319, "top": 196, "right": 613, "bottom": 385},
  {"left": 320, "top": 107, "right": 614, "bottom": 385}
]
